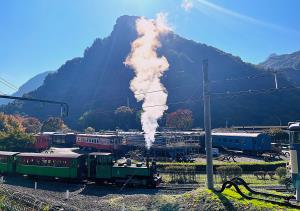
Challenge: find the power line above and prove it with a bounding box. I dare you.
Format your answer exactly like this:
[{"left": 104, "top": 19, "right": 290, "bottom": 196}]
[
  {"left": 211, "top": 85, "right": 300, "bottom": 98},
  {"left": 0, "top": 77, "right": 18, "bottom": 91},
  {"left": 210, "top": 72, "right": 272, "bottom": 84}
]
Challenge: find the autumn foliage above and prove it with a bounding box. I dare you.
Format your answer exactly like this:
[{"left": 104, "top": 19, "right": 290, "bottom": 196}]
[{"left": 166, "top": 109, "right": 193, "bottom": 130}]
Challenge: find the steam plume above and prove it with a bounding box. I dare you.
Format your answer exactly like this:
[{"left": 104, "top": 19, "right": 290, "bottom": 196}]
[{"left": 125, "top": 14, "right": 171, "bottom": 149}]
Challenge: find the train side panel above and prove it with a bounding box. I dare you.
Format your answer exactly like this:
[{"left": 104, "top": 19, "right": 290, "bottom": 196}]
[
  {"left": 0, "top": 152, "right": 19, "bottom": 174},
  {"left": 15, "top": 153, "right": 85, "bottom": 179}
]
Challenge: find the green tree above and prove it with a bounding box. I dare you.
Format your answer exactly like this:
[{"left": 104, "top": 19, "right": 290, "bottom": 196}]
[
  {"left": 114, "top": 106, "right": 135, "bottom": 130},
  {"left": 41, "top": 117, "right": 68, "bottom": 132},
  {"left": 22, "top": 117, "right": 42, "bottom": 133},
  {"left": 85, "top": 127, "right": 95, "bottom": 134},
  {"left": 265, "top": 128, "right": 289, "bottom": 144},
  {"left": 166, "top": 109, "right": 193, "bottom": 130},
  {"left": 79, "top": 109, "right": 115, "bottom": 130}
]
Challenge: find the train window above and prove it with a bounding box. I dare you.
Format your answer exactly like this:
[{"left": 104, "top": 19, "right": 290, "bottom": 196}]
[{"left": 293, "top": 132, "right": 300, "bottom": 144}]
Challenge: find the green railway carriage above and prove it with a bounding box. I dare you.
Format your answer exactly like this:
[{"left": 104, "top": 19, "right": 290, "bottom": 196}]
[
  {"left": 15, "top": 153, "right": 86, "bottom": 179},
  {"left": 0, "top": 151, "right": 19, "bottom": 174}
]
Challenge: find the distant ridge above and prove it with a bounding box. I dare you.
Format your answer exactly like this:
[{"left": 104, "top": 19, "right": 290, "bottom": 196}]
[{"left": 0, "top": 71, "right": 53, "bottom": 105}]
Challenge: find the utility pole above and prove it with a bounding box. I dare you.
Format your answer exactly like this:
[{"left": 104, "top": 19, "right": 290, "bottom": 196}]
[{"left": 202, "top": 59, "right": 214, "bottom": 190}]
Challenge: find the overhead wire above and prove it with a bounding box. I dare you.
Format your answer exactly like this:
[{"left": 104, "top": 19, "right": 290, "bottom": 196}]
[{"left": 0, "top": 77, "right": 18, "bottom": 91}]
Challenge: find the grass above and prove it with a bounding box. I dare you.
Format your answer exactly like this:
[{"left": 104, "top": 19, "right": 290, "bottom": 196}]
[
  {"left": 154, "top": 187, "right": 299, "bottom": 210},
  {"left": 213, "top": 186, "right": 299, "bottom": 211}
]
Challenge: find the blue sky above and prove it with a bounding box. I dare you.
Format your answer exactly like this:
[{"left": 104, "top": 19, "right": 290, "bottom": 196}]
[{"left": 1, "top": 0, "right": 300, "bottom": 94}]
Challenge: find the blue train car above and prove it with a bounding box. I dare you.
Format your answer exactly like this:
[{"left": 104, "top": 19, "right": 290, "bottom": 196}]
[{"left": 211, "top": 132, "right": 272, "bottom": 153}]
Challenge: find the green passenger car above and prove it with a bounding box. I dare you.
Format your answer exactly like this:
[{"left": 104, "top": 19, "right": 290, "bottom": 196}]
[
  {"left": 0, "top": 151, "right": 19, "bottom": 174},
  {"left": 15, "top": 153, "right": 86, "bottom": 179}
]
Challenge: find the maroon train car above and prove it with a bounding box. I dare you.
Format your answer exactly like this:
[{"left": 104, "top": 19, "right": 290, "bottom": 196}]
[
  {"left": 33, "top": 134, "right": 50, "bottom": 151},
  {"left": 76, "top": 134, "right": 123, "bottom": 151}
]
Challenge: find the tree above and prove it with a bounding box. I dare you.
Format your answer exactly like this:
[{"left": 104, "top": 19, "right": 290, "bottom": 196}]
[
  {"left": 0, "top": 112, "right": 25, "bottom": 133},
  {"left": 114, "top": 106, "right": 135, "bottom": 130},
  {"left": 22, "top": 117, "right": 42, "bottom": 133},
  {"left": 85, "top": 127, "right": 95, "bottom": 134},
  {"left": 79, "top": 109, "right": 115, "bottom": 130},
  {"left": 265, "top": 128, "right": 289, "bottom": 144},
  {"left": 166, "top": 109, "right": 193, "bottom": 130},
  {"left": 41, "top": 117, "right": 68, "bottom": 132}
]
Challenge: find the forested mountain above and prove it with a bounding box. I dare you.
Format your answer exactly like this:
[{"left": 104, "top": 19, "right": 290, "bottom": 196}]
[
  {"left": 3, "top": 15, "right": 300, "bottom": 128},
  {"left": 0, "top": 71, "right": 53, "bottom": 105}
]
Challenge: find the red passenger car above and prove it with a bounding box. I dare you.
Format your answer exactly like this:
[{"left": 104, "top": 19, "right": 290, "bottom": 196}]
[
  {"left": 33, "top": 134, "right": 50, "bottom": 151},
  {"left": 76, "top": 134, "right": 123, "bottom": 151}
]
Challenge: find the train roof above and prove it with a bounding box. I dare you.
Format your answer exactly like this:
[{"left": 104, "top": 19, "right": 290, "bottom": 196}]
[
  {"left": 89, "top": 152, "right": 112, "bottom": 156},
  {"left": 0, "top": 151, "right": 19, "bottom": 156},
  {"left": 289, "top": 122, "right": 300, "bottom": 131},
  {"left": 77, "top": 134, "right": 118, "bottom": 138},
  {"left": 212, "top": 132, "right": 264, "bottom": 138},
  {"left": 16, "top": 153, "right": 83, "bottom": 159}
]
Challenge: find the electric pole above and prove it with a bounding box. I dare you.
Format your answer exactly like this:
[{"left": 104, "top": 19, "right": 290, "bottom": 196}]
[{"left": 202, "top": 59, "right": 214, "bottom": 190}]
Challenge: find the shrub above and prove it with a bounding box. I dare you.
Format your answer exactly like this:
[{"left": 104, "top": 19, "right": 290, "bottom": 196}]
[
  {"left": 165, "top": 166, "right": 196, "bottom": 183},
  {"left": 276, "top": 167, "right": 287, "bottom": 179},
  {"left": 217, "top": 165, "right": 242, "bottom": 182}
]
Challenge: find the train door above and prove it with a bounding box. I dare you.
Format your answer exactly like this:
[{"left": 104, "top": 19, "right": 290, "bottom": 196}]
[{"left": 88, "top": 155, "right": 97, "bottom": 177}]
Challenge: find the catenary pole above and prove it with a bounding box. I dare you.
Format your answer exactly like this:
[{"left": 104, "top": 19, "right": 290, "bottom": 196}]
[{"left": 202, "top": 59, "right": 214, "bottom": 190}]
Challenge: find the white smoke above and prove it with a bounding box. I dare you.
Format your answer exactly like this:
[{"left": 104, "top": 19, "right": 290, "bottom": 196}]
[{"left": 125, "top": 13, "right": 171, "bottom": 149}]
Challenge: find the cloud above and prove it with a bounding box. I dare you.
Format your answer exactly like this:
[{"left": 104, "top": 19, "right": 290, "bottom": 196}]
[{"left": 181, "top": 0, "right": 194, "bottom": 11}]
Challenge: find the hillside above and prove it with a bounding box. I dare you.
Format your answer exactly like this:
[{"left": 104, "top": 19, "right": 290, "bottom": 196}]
[
  {"left": 0, "top": 71, "right": 52, "bottom": 105},
  {"left": 3, "top": 15, "right": 300, "bottom": 128},
  {"left": 259, "top": 51, "right": 300, "bottom": 85},
  {"left": 260, "top": 51, "right": 300, "bottom": 70}
]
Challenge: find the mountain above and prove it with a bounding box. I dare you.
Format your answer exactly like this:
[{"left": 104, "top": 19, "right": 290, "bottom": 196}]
[
  {"left": 2, "top": 15, "right": 300, "bottom": 128},
  {"left": 259, "top": 51, "right": 300, "bottom": 85},
  {"left": 260, "top": 51, "right": 300, "bottom": 70},
  {"left": 0, "top": 71, "right": 53, "bottom": 105}
]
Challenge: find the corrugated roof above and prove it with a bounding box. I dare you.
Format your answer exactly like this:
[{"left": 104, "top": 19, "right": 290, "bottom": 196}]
[
  {"left": 212, "top": 132, "right": 262, "bottom": 138},
  {"left": 89, "top": 152, "right": 112, "bottom": 156},
  {"left": 16, "top": 153, "right": 83, "bottom": 159},
  {"left": 77, "top": 134, "right": 118, "bottom": 138},
  {"left": 0, "top": 151, "right": 19, "bottom": 156}
]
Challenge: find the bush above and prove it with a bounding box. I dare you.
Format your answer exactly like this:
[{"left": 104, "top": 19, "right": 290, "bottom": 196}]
[
  {"left": 157, "top": 161, "right": 287, "bottom": 172},
  {"left": 165, "top": 166, "right": 196, "bottom": 183},
  {"left": 217, "top": 165, "right": 242, "bottom": 182},
  {"left": 276, "top": 167, "right": 287, "bottom": 179}
]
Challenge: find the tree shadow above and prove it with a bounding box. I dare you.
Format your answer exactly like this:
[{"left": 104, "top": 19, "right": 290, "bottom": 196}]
[{"left": 213, "top": 192, "right": 237, "bottom": 211}]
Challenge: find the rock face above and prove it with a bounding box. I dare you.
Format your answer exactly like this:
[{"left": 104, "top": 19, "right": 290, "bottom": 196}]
[
  {"left": 2, "top": 15, "right": 300, "bottom": 128},
  {"left": 260, "top": 51, "right": 300, "bottom": 70},
  {"left": 0, "top": 71, "right": 53, "bottom": 105}
]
